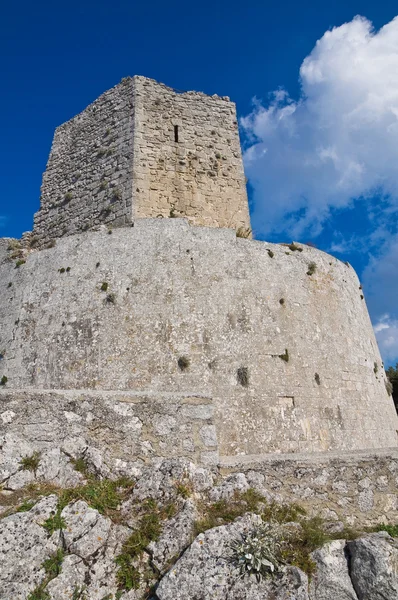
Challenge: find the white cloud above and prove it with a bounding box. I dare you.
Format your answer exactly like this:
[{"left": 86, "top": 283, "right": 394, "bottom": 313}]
[
  {"left": 242, "top": 15, "right": 398, "bottom": 238},
  {"left": 373, "top": 315, "right": 398, "bottom": 365}
]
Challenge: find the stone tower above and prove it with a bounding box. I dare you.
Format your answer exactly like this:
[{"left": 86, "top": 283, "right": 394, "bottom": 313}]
[{"left": 33, "top": 76, "right": 250, "bottom": 246}]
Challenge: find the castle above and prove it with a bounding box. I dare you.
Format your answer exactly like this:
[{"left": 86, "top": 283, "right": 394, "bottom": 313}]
[{"left": 0, "top": 76, "right": 397, "bottom": 470}]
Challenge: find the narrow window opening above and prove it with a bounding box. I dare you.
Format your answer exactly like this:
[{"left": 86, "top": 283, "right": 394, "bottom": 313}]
[{"left": 174, "top": 125, "right": 179, "bottom": 143}]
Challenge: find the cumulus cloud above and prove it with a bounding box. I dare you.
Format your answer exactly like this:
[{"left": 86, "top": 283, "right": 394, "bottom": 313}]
[
  {"left": 242, "top": 15, "right": 398, "bottom": 238},
  {"left": 374, "top": 315, "right": 398, "bottom": 365}
]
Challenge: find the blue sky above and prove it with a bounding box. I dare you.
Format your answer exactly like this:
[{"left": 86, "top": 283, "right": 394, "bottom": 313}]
[{"left": 1, "top": 0, "right": 398, "bottom": 365}]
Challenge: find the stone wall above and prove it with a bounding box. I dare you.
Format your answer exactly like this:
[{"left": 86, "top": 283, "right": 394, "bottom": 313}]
[
  {"left": 32, "top": 76, "right": 250, "bottom": 247},
  {"left": 220, "top": 449, "right": 398, "bottom": 527},
  {"left": 33, "top": 78, "right": 136, "bottom": 246},
  {"left": 0, "top": 389, "right": 218, "bottom": 483},
  {"left": 0, "top": 220, "right": 396, "bottom": 456},
  {"left": 132, "top": 77, "right": 250, "bottom": 230}
]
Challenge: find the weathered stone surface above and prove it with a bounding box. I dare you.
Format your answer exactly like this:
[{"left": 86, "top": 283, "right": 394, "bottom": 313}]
[
  {"left": 1, "top": 218, "right": 396, "bottom": 459},
  {"left": 310, "top": 539, "right": 357, "bottom": 600},
  {"left": 32, "top": 76, "right": 249, "bottom": 247},
  {"left": 0, "top": 432, "right": 83, "bottom": 491},
  {"left": 0, "top": 495, "right": 59, "bottom": 600},
  {"left": 148, "top": 499, "right": 198, "bottom": 571},
  {"left": 220, "top": 450, "right": 398, "bottom": 527},
  {"left": 156, "top": 513, "right": 309, "bottom": 600},
  {"left": 348, "top": 532, "right": 398, "bottom": 599},
  {"left": 132, "top": 458, "right": 214, "bottom": 502}
]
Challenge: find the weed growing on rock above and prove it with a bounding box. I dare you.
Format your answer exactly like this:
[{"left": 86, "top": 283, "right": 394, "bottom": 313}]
[
  {"left": 27, "top": 585, "right": 50, "bottom": 600},
  {"left": 16, "top": 500, "right": 36, "bottom": 512},
  {"left": 115, "top": 499, "right": 177, "bottom": 591},
  {"left": 278, "top": 349, "right": 289, "bottom": 363},
  {"left": 315, "top": 373, "right": 321, "bottom": 386},
  {"left": 20, "top": 451, "right": 41, "bottom": 474},
  {"left": 101, "top": 282, "right": 109, "bottom": 292},
  {"left": 175, "top": 481, "right": 193, "bottom": 499},
  {"left": 106, "top": 292, "right": 116, "bottom": 304},
  {"left": 15, "top": 259, "right": 26, "bottom": 268},
  {"left": 58, "top": 476, "right": 134, "bottom": 518},
  {"left": 72, "top": 586, "right": 88, "bottom": 600},
  {"left": 230, "top": 522, "right": 282, "bottom": 580},
  {"left": 307, "top": 262, "right": 317, "bottom": 276},
  {"left": 0, "top": 375, "right": 7, "bottom": 385},
  {"left": 372, "top": 523, "right": 398, "bottom": 537},
  {"left": 43, "top": 549, "right": 64, "bottom": 578},
  {"left": 42, "top": 512, "right": 66, "bottom": 536},
  {"left": 267, "top": 249, "right": 274, "bottom": 258},
  {"left": 374, "top": 362, "right": 378, "bottom": 374},
  {"left": 236, "top": 227, "right": 252, "bottom": 239},
  {"left": 288, "top": 243, "right": 303, "bottom": 252}
]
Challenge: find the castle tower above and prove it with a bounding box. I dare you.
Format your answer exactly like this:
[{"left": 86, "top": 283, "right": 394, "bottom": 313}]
[{"left": 33, "top": 76, "right": 250, "bottom": 245}]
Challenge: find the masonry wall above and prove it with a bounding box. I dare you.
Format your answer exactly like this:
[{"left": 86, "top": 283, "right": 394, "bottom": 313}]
[
  {"left": 132, "top": 77, "right": 250, "bottom": 230},
  {"left": 0, "top": 220, "right": 397, "bottom": 456},
  {"left": 32, "top": 77, "right": 250, "bottom": 247},
  {"left": 33, "top": 78, "right": 135, "bottom": 246}
]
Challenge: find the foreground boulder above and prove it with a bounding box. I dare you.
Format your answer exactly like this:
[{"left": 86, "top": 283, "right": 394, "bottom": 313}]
[{"left": 156, "top": 513, "right": 310, "bottom": 600}]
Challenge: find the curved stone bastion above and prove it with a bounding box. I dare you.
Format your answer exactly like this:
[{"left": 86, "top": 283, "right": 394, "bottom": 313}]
[{"left": 1, "top": 218, "right": 397, "bottom": 460}]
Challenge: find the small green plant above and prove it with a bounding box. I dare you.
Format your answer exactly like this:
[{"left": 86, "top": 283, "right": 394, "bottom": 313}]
[
  {"left": 374, "top": 362, "right": 378, "bottom": 374},
  {"left": 66, "top": 266, "right": 71, "bottom": 272},
  {"left": 101, "top": 282, "right": 108, "bottom": 292},
  {"left": 42, "top": 512, "right": 66, "bottom": 536},
  {"left": 372, "top": 523, "right": 398, "bottom": 537},
  {"left": 236, "top": 227, "right": 252, "bottom": 239},
  {"left": 106, "top": 292, "right": 116, "bottom": 304},
  {"left": 7, "top": 239, "right": 22, "bottom": 251},
  {"left": 70, "top": 456, "right": 90, "bottom": 476},
  {"left": 315, "top": 373, "right": 321, "bottom": 386},
  {"left": 307, "top": 262, "right": 317, "bottom": 276},
  {"left": 112, "top": 188, "right": 122, "bottom": 200},
  {"left": 20, "top": 451, "right": 41, "bottom": 474},
  {"left": 43, "top": 549, "right": 64, "bottom": 578},
  {"left": 279, "top": 349, "right": 289, "bottom": 362},
  {"left": 57, "top": 477, "right": 134, "bottom": 516},
  {"left": 97, "top": 148, "right": 107, "bottom": 158},
  {"left": 0, "top": 375, "right": 7, "bottom": 385},
  {"left": 15, "top": 259, "right": 26, "bottom": 268},
  {"left": 99, "top": 180, "right": 108, "bottom": 191},
  {"left": 237, "top": 366, "right": 249, "bottom": 387},
  {"left": 64, "top": 192, "right": 73, "bottom": 201},
  {"left": 267, "top": 249, "right": 274, "bottom": 258},
  {"left": 115, "top": 499, "right": 175, "bottom": 590},
  {"left": 230, "top": 522, "right": 282, "bottom": 580},
  {"left": 58, "top": 267, "right": 65, "bottom": 274},
  {"left": 177, "top": 356, "right": 190, "bottom": 371},
  {"left": 108, "top": 229, "right": 113, "bottom": 234},
  {"left": 16, "top": 500, "right": 36, "bottom": 512},
  {"left": 175, "top": 481, "right": 193, "bottom": 498},
  {"left": 288, "top": 242, "right": 303, "bottom": 252},
  {"left": 46, "top": 239, "right": 56, "bottom": 249},
  {"left": 72, "top": 586, "right": 88, "bottom": 600},
  {"left": 27, "top": 585, "right": 50, "bottom": 600}
]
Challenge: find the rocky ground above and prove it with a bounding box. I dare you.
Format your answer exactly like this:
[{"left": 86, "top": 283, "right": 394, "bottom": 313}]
[{"left": 1, "top": 451, "right": 398, "bottom": 600}]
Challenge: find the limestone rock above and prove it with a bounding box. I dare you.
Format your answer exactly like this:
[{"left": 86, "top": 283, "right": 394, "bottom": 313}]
[
  {"left": 156, "top": 513, "right": 309, "bottom": 600},
  {"left": 132, "top": 458, "right": 213, "bottom": 502},
  {"left": 309, "top": 539, "right": 357, "bottom": 600},
  {"left": 0, "top": 495, "right": 59, "bottom": 600},
  {"left": 148, "top": 499, "right": 198, "bottom": 571},
  {"left": 348, "top": 532, "right": 398, "bottom": 599}
]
